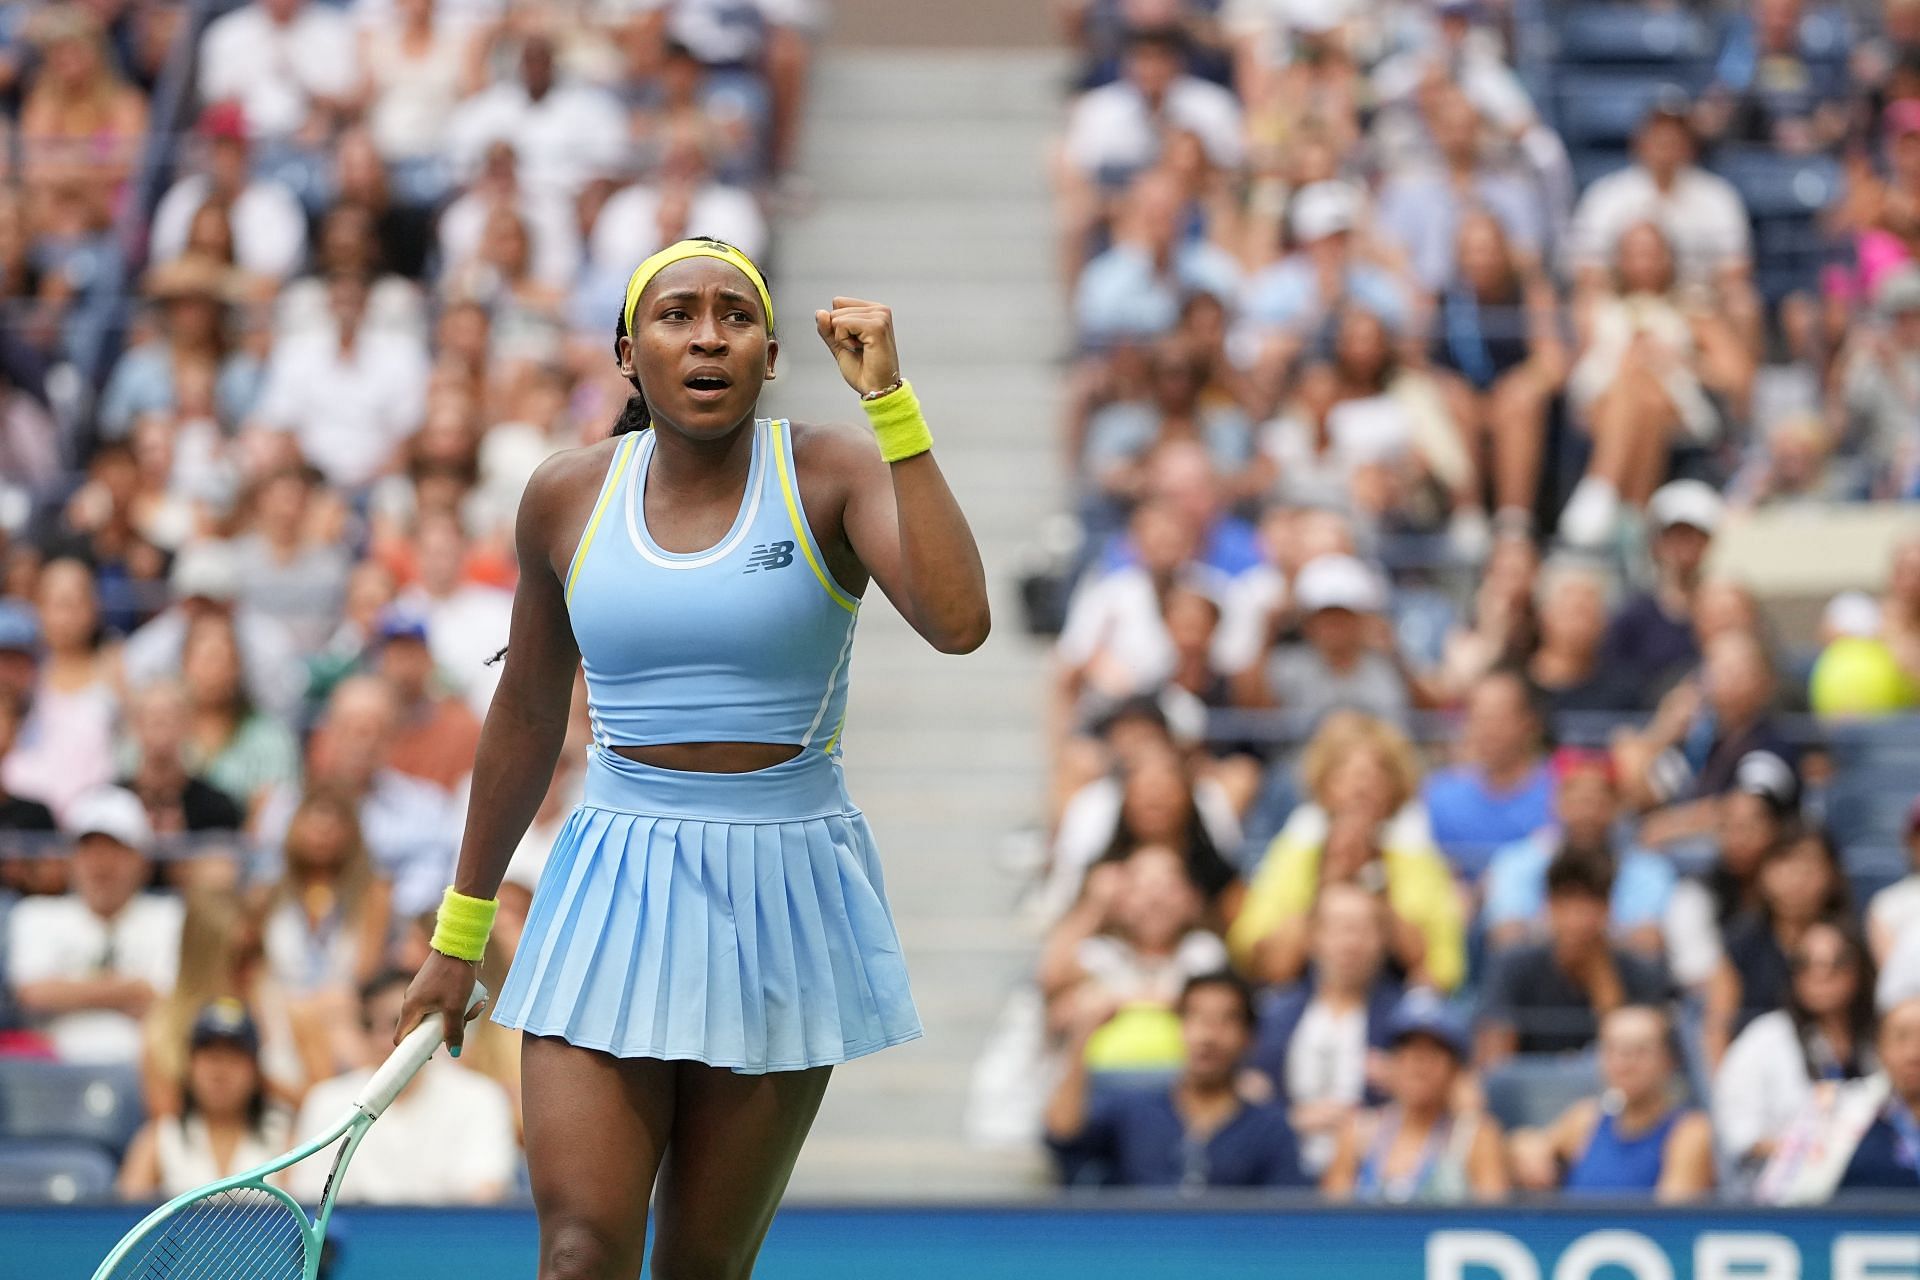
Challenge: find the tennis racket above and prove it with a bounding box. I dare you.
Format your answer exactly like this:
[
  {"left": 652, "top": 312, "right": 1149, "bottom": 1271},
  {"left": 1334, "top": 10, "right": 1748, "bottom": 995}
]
[{"left": 89, "top": 983, "right": 487, "bottom": 1280}]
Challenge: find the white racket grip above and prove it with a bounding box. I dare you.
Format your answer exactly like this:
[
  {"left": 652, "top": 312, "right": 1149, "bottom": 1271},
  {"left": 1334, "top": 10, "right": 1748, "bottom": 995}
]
[{"left": 354, "top": 983, "right": 488, "bottom": 1119}]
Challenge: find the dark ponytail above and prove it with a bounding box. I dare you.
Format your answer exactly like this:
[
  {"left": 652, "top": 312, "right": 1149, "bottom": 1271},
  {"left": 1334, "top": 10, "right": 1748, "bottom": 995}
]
[{"left": 611, "top": 312, "right": 651, "bottom": 435}]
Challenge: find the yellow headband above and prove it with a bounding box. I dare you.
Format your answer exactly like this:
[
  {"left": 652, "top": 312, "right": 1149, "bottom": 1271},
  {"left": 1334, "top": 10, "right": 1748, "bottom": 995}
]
[{"left": 622, "top": 238, "right": 775, "bottom": 338}]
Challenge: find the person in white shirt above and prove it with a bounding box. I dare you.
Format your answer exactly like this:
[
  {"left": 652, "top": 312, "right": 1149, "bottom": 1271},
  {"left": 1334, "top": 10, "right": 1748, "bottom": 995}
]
[
  {"left": 445, "top": 34, "right": 626, "bottom": 203},
  {"left": 247, "top": 274, "right": 431, "bottom": 490},
  {"left": 438, "top": 140, "right": 582, "bottom": 296},
  {"left": 148, "top": 104, "right": 308, "bottom": 282},
  {"left": 393, "top": 510, "right": 513, "bottom": 719},
  {"left": 1868, "top": 799, "right": 1920, "bottom": 964},
  {"left": 6, "top": 788, "right": 184, "bottom": 1064},
  {"left": 198, "top": 0, "right": 359, "bottom": 143},
  {"left": 1567, "top": 98, "right": 1755, "bottom": 299},
  {"left": 1063, "top": 26, "right": 1245, "bottom": 182},
  {"left": 286, "top": 969, "right": 517, "bottom": 1204}
]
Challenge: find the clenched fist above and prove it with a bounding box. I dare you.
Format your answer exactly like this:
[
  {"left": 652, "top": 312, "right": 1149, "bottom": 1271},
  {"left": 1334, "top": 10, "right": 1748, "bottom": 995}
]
[{"left": 814, "top": 296, "right": 902, "bottom": 398}]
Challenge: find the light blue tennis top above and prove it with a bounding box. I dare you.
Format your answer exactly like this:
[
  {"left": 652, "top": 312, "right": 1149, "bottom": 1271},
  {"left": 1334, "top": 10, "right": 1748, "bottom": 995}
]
[{"left": 564, "top": 419, "right": 862, "bottom": 754}]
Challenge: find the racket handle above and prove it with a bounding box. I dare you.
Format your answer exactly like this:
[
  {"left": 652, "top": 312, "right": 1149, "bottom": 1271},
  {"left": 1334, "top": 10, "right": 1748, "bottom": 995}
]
[{"left": 355, "top": 982, "right": 489, "bottom": 1119}]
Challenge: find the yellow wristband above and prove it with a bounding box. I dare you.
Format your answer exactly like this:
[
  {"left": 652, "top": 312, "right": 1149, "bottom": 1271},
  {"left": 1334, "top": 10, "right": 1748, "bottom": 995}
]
[
  {"left": 860, "top": 379, "right": 933, "bottom": 464},
  {"left": 430, "top": 887, "right": 498, "bottom": 963}
]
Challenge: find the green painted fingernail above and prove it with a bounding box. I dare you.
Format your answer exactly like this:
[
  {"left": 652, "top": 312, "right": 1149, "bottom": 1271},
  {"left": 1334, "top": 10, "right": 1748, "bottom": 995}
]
[{"left": 450, "top": 1045, "right": 461, "bottom": 1058}]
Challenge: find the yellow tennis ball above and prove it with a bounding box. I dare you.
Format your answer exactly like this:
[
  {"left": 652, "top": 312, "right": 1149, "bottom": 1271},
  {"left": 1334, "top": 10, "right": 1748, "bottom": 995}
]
[{"left": 1810, "top": 637, "right": 1920, "bottom": 716}]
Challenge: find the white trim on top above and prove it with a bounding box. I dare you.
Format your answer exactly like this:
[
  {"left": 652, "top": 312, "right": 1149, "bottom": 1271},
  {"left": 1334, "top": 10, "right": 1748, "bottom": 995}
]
[{"left": 624, "top": 419, "right": 766, "bottom": 570}]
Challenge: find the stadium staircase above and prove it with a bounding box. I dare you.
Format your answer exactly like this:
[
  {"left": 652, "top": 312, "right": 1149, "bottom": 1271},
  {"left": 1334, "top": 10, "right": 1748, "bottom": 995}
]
[{"left": 761, "top": 24, "right": 1063, "bottom": 1195}]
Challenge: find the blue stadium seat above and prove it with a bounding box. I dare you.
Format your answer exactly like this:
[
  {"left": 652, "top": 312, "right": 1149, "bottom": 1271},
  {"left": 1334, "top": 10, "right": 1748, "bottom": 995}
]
[
  {"left": 0, "top": 1059, "right": 143, "bottom": 1157},
  {"left": 1711, "top": 148, "right": 1843, "bottom": 219},
  {"left": 1557, "top": 6, "right": 1712, "bottom": 65},
  {"left": 1555, "top": 73, "right": 1698, "bottom": 146},
  {"left": 1483, "top": 1055, "right": 1598, "bottom": 1129},
  {"left": 0, "top": 1139, "right": 117, "bottom": 1204},
  {"left": 1825, "top": 716, "right": 1920, "bottom": 770}
]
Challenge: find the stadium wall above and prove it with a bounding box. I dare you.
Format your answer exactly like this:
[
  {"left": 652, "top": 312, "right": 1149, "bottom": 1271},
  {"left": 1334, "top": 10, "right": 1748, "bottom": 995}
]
[{"left": 14, "top": 1203, "right": 1920, "bottom": 1279}]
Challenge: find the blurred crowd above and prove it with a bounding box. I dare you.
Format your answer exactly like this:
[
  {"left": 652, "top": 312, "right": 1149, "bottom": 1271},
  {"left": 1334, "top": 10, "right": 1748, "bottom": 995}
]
[
  {"left": 0, "top": 0, "right": 814, "bottom": 1204},
  {"left": 1022, "top": 0, "right": 1920, "bottom": 1202}
]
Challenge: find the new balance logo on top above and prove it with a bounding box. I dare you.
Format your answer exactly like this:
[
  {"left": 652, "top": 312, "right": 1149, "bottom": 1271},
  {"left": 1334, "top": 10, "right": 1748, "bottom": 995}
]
[{"left": 744, "top": 541, "right": 795, "bottom": 573}]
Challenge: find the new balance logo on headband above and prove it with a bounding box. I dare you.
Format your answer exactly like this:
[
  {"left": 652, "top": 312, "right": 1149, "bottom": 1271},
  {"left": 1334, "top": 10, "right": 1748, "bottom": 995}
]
[{"left": 744, "top": 541, "right": 795, "bottom": 573}]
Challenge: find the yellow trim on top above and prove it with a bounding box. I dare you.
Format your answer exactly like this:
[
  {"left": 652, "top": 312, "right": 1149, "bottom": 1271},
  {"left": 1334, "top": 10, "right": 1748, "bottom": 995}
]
[
  {"left": 772, "top": 420, "right": 859, "bottom": 615},
  {"left": 566, "top": 433, "right": 639, "bottom": 603},
  {"left": 823, "top": 710, "right": 848, "bottom": 756}
]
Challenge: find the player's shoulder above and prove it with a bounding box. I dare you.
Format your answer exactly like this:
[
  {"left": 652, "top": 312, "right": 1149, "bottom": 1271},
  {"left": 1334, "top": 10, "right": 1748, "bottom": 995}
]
[
  {"left": 520, "top": 436, "right": 626, "bottom": 513},
  {"left": 784, "top": 417, "right": 882, "bottom": 476}
]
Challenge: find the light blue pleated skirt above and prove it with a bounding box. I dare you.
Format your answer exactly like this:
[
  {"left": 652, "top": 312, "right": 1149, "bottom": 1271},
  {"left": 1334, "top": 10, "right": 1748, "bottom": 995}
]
[{"left": 491, "top": 746, "right": 923, "bottom": 1073}]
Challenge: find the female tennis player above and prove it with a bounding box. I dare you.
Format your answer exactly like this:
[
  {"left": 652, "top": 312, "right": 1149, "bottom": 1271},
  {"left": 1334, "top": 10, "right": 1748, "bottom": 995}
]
[{"left": 397, "top": 237, "right": 988, "bottom": 1279}]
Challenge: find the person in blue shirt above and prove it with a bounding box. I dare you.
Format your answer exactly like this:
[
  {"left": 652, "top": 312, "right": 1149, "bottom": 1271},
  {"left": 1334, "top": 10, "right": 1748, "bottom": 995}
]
[
  {"left": 1508, "top": 1005, "right": 1715, "bottom": 1201},
  {"left": 1840, "top": 994, "right": 1920, "bottom": 1191},
  {"left": 1482, "top": 748, "right": 1675, "bottom": 955},
  {"left": 1045, "top": 971, "right": 1308, "bottom": 1189},
  {"left": 1422, "top": 669, "right": 1556, "bottom": 880}
]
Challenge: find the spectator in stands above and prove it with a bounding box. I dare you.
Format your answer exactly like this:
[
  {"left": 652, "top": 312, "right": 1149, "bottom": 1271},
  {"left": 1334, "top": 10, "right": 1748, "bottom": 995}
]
[
  {"left": 247, "top": 273, "right": 433, "bottom": 491},
  {"left": 1836, "top": 991, "right": 1920, "bottom": 1190},
  {"left": 1231, "top": 717, "right": 1464, "bottom": 991},
  {"left": 1095, "top": 439, "right": 1261, "bottom": 579},
  {"left": 446, "top": 33, "right": 625, "bottom": 205},
  {"left": 1559, "top": 224, "right": 1756, "bottom": 549},
  {"left": 260, "top": 675, "right": 456, "bottom": 920},
  {"left": 1261, "top": 305, "right": 1473, "bottom": 535},
  {"left": 1039, "top": 844, "right": 1229, "bottom": 1070},
  {"left": 117, "top": 681, "right": 244, "bottom": 850},
  {"left": 391, "top": 510, "right": 510, "bottom": 716},
  {"left": 1594, "top": 480, "right": 1721, "bottom": 705},
  {"left": 7, "top": 787, "right": 182, "bottom": 1063},
  {"left": 1484, "top": 748, "right": 1675, "bottom": 956},
  {"left": 274, "top": 204, "right": 428, "bottom": 347},
  {"left": 443, "top": 203, "right": 569, "bottom": 369},
  {"left": 1083, "top": 339, "right": 1257, "bottom": 519},
  {"left": 19, "top": 5, "right": 148, "bottom": 233},
  {"left": 99, "top": 257, "right": 260, "bottom": 443},
  {"left": 1712, "top": 826, "right": 1854, "bottom": 1049},
  {"left": 1075, "top": 168, "right": 1240, "bottom": 345},
  {"left": 1868, "top": 798, "right": 1920, "bottom": 964},
  {"left": 173, "top": 611, "right": 300, "bottom": 822},
  {"left": 364, "top": 608, "right": 481, "bottom": 795},
  {"left": 1715, "top": 919, "right": 1878, "bottom": 1173},
  {"left": 1839, "top": 269, "right": 1920, "bottom": 496},
  {"left": 1665, "top": 750, "right": 1801, "bottom": 992},
  {"left": 1247, "top": 881, "right": 1403, "bottom": 1176},
  {"left": 3, "top": 559, "right": 117, "bottom": 818},
  {"left": 0, "top": 683, "right": 55, "bottom": 849},
  {"left": 1044, "top": 971, "right": 1307, "bottom": 1189},
  {"left": 287, "top": 968, "right": 517, "bottom": 1204},
  {"left": 1567, "top": 97, "right": 1754, "bottom": 295},
  {"left": 1242, "top": 553, "right": 1413, "bottom": 726},
  {"left": 437, "top": 139, "right": 581, "bottom": 307},
  {"left": 330, "top": 127, "right": 436, "bottom": 283},
  {"left": 1476, "top": 847, "right": 1671, "bottom": 1064},
  {"left": 1696, "top": 0, "right": 1851, "bottom": 153},
  {"left": 228, "top": 467, "right": 351, "bottom": 659},
  {"left": 1526, "top": 560, "right": 1634, "bottom": 713},
  {"left": 1060, "top": 25, "right": 1245, "bottom": 249},
  {"left": 1428, "top": 213, "right": 1568, "bottom": 539},
  {"left": 355, "top": 0, "right": 480, "bottom": 172},
  {"left": 148, "top": 103, "right": 307, "bottom": 282},
  {"left": 586, "top": 122, "right": 768, "bottom": 318},
  {"left": 1509, "top": 1004, "right": 1715, "bottom": 1200},
  {"left": 197, "top": 0, "right": 357, "bottom": 147},
  {"left": 1375, "top": 85, "right": 1545, "bottom": 295},
  {"left": 1241, "top": 182, "right": 1412, "bottom": 377},
  {"left": 1323, "top": 989, "right": 1508, "bottom": 1203},
  {"left": 119, "top": 999, "right": 291, "bottom": 1199},
  {"left": 1422, "top": 669, "right": 1555, "bottom": 882}
]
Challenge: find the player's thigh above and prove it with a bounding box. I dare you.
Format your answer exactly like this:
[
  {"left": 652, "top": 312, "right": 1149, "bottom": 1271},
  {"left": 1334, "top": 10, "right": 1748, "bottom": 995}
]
[
  {"left": 523, "top": 1035, "right": 676, "bottom": 1280},
  {"left": 648, "top": 1063, "right": 832, "bottom": 1280}
]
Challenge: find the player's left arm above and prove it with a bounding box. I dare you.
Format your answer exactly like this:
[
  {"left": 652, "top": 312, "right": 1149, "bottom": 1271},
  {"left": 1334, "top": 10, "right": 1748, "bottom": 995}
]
[{"left": 818, "top": 296, "right": 990, "bottom": 655}]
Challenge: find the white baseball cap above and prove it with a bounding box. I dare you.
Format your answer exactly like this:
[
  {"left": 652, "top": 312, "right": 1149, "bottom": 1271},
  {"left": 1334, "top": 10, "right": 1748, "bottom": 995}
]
[
  {"left": 1294, "top": 553, "right": 1387, "bottom": 615},
  {"left": 1648, "top": 479, "right": 1723, "bottom": 534},
  {"left": 1290, "top": 180, "right": 1363, "bottom": 244},
  {"left": 1822, "top": 590, "right": 1883, "bottom": 640},
  {"left": 64, "top": 786, "right": 153, "bottom": 853}
]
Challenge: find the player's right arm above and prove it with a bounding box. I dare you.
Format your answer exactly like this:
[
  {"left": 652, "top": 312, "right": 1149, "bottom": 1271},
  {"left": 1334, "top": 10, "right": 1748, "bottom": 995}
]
[{"left": 396, "top": 448, "right": 601, "bottom": 1052}]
